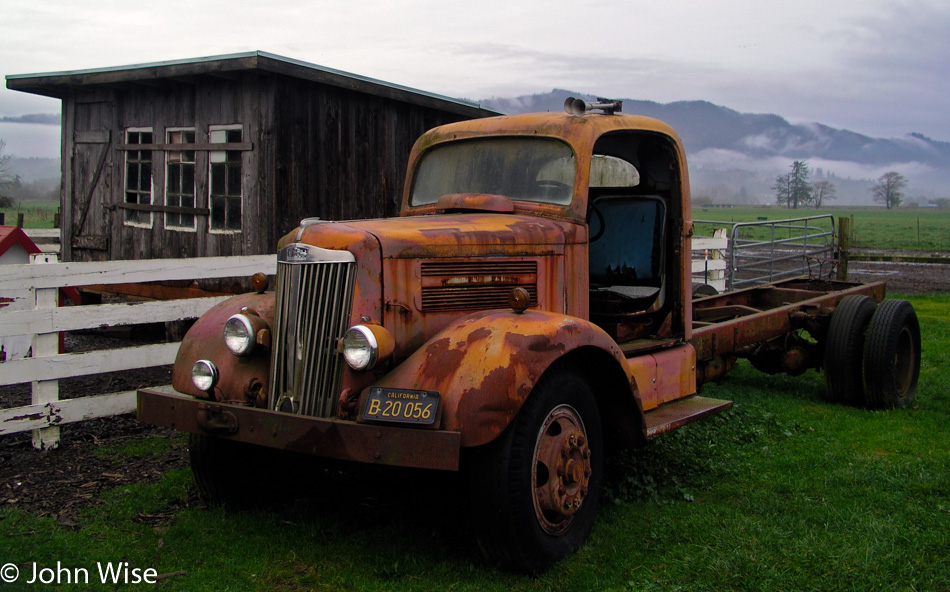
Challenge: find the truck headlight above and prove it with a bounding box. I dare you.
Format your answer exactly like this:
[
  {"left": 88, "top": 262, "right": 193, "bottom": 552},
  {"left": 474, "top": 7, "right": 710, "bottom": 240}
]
[
  {"left": 224, "top": 314, "right": 256, "bottom": 356},
  {"left": 192, "top": 360, "right": 219, "bottom": 392},
  {"left": 342, "top": 325, "right": 378, "bottom": 371}
]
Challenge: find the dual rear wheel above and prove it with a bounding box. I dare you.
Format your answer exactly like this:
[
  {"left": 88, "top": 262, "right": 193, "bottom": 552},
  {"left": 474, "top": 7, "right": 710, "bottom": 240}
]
[{"left": 823, "top": 296, "right": 921, "bottom": 408}]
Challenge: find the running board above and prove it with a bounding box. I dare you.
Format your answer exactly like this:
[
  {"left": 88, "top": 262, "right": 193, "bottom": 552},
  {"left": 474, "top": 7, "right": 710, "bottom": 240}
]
[{"left": 643, "top": 396, "right": 733, "bottom": 438}]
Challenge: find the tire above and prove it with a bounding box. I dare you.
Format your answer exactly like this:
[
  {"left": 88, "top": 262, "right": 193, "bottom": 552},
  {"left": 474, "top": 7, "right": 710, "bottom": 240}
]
[
  {"left": 862, "top": 299, "right": 921, "bottom": 409},
  {"left": 823, "top": 295, "right": 877, "bottom": 404},
  {"left": 467, "top": 366, "right": 603, "bottom": 574},
  {"left": 692, "top": 282, "right": 719, "bottom": 298},
  {"left": 189, "top": 434, "right": 306, "bottom": 507}
]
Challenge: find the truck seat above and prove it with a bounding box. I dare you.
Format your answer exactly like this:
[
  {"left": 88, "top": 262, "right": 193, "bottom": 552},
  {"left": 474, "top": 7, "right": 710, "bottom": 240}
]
[{"left": 588, "top": 195, "right": 666, "bottom": 312}]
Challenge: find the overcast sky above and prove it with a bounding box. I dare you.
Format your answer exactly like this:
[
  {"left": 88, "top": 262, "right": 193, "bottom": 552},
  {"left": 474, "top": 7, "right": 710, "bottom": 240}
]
[{"left": 2, "top": 0, "right": 948, "bottom": 157}]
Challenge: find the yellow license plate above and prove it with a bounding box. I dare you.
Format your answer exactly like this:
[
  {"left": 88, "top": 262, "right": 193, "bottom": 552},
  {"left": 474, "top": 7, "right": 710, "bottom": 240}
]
[{"left": 361, "top": 387, "right": 440, "bottom": 426}]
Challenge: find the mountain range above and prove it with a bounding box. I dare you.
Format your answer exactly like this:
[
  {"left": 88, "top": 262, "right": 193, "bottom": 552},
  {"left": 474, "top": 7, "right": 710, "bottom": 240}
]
[
  {"left": 4, "top": 93, "right": 947, "bottom": 205},
  {"left": 481, "top": 90, "right": 949, "bottom": 205}
]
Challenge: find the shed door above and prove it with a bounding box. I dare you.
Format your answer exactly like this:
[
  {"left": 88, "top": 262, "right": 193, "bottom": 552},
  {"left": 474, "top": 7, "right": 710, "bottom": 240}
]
[{"left": 70, "top": 101, "right": 114, "bottom": 253}]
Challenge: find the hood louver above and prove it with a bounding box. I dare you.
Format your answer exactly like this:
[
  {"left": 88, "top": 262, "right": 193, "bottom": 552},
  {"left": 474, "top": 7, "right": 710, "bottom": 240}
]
[{"left": 420, "top": 260, "right": 538, "bottom": 312}]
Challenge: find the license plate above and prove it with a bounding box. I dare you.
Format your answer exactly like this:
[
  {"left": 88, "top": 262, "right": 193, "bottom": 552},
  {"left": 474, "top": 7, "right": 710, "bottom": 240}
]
[{"left": 361, "top": 387, "right": 441, "bottom": 426}]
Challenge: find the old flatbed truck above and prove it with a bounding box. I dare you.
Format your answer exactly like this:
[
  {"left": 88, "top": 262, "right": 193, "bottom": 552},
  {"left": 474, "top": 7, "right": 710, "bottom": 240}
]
[{"left": 137, "top": 98, "right": 921, "bottom": 573}]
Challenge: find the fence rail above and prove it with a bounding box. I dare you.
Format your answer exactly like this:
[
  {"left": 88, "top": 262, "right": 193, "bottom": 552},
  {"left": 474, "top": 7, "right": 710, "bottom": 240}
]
[
  {"left": 0, "top": 254, "right": 276, "bottom": 449},
  {"left": 23, "top": 228, "right": 61, "bottom": 254},
  {"left": 691, "top": 229, "right": 728, "bottom": 292}
]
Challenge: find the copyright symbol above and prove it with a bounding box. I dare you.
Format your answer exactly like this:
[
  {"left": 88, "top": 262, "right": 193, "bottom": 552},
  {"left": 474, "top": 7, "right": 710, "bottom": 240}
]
[{"left": 0, "top": 563, "right": 18, "bottom": 583}]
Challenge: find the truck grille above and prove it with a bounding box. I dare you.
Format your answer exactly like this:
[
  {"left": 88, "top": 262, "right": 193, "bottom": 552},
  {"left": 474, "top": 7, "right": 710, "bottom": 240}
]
[{"left": 269, "top": 244, "right": 356, "bottom": 417}]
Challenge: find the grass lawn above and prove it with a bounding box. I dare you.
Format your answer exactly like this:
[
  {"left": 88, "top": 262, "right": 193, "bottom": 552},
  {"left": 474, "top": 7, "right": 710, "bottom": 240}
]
[
  {"left": 0, "top": 200, "right": 59, "bottom": 229},
  {"left": 1, "top": 294, "right": 947, "bottom": 591}
]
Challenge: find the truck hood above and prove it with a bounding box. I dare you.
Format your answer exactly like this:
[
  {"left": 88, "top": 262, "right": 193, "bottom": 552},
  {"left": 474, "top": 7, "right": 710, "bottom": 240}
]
[{"left": 323, "top": 213, "right": 583, "bottom": 259}]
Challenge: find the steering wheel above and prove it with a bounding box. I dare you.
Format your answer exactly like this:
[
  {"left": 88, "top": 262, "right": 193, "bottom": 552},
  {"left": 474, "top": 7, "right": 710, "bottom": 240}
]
[{"left": 588, "top": 203, "right": 606, "bottom": 242}]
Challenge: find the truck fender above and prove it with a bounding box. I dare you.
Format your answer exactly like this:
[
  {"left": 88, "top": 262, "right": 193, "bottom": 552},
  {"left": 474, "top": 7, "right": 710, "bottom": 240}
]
[
  {"left": 365, "top": 309, "right": 640, "bottom": 448},
  {"left": 172, "top": 291, "right": 275, "bottom": 403}
]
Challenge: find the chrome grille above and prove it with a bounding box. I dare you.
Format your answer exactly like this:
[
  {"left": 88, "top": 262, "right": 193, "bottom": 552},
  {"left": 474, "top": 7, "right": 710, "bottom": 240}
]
[{"left": 269, "top": 244, "right": 356, "bottom": 417}]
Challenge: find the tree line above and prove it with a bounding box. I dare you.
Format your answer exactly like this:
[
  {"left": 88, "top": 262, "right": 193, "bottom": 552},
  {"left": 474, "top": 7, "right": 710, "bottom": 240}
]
[{"left": 773, "top": 160, "right": 908, "bottom": 209}]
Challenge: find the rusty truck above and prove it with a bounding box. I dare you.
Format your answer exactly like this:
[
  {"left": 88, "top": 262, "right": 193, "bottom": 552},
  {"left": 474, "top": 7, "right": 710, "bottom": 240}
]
[{"left": 137, "top": 98, "right": 922, "bottom": 573}]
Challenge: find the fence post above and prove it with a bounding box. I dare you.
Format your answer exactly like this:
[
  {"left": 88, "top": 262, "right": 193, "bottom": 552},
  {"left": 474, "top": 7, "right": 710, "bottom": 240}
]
[
  {"left": 837, "top": 217, "right": 850, "bottom": 281},
  {"left": 30, "top": 253, "right": 61, "bottom": 450}
]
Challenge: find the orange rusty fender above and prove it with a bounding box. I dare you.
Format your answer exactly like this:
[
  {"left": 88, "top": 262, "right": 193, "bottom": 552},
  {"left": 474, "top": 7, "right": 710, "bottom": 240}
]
[
  {"left": 360, "top": 308, "right": 641, "bottom": 448},
  {"left": 172, "top": 291, "right": 275, "bottom": 404}
]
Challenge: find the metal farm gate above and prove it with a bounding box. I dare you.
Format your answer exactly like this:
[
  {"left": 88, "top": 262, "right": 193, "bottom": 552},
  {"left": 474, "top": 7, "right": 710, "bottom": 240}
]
[{"left": 694, "top": 215, "right": 836, "bottom": 291}]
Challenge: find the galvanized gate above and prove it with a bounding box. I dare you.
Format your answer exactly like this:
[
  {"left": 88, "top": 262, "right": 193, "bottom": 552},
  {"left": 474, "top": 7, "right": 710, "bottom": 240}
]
[{"left": 694, "top": 215, "right": 836, "bottom": 290}]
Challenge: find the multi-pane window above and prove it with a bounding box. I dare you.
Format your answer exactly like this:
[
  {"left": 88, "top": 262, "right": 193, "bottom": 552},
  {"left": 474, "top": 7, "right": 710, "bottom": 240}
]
[
  {"left": 165, "top": 129, "right": 196, "bottom": 230},
  {"left": 209, "top": 126, "right": 243, "bottom": 232},
  {"left": 124, "top": 129, "right": 153, "bottom": 226}
]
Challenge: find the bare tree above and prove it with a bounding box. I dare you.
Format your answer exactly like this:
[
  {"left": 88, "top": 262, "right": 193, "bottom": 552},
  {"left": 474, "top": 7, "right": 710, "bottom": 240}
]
[
  {"left": 871, "top": 171, "right": 907, "bottom": 209},
  {"left": 811, "top": 180, "right": 837, "bottom": 209},
  {"left": 0, "top": 139, "right": 12, "bottom": 185}
]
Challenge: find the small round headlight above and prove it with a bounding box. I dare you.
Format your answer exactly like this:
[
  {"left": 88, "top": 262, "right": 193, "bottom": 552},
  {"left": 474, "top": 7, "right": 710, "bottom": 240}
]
[
  {"left": 224, "top": 314, "right": 255, "bottom": 356},
  {"left": 342, "top": 325, "right": 379, "bottom": 371},
  {"left": 192, "top": 360, "right": 219, "bottom": 392}
]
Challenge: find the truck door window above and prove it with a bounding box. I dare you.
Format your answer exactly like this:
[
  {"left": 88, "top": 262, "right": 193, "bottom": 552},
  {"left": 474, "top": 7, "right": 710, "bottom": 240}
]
[{"left": 590, "top": 155, "right": 640, "bottom": 188}]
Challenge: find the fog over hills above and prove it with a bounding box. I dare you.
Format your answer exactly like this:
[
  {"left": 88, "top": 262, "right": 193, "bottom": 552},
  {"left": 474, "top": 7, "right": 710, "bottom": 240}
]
[
  {"left": 3, "top": 95, "right": 947, "bottom": 206},
  {"left": 482, "top": 90, "right": 949, "bottom": 206}
]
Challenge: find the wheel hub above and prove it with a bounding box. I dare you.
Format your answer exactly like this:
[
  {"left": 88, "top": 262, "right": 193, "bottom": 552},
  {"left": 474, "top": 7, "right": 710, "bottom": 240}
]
[{"left": 532, "top": 405, "right": 591, "bottom": 534}]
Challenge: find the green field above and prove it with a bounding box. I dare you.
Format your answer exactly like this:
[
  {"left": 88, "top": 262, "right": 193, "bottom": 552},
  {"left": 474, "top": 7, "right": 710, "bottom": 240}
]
[
  {"left": 1, "top": 295, "right": 947, "bottom": 591},
  {"left": 0, "top": 200, "right": 59, "bottom": 229},
  {"left": 694, "top": 206, "right": 950, "bottom": 251}
]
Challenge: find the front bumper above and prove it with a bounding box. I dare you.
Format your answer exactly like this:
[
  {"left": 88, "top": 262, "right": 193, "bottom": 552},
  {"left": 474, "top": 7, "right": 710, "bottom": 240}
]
[{"left": 137, "top": 388, "right": 461, "bottom": 471}]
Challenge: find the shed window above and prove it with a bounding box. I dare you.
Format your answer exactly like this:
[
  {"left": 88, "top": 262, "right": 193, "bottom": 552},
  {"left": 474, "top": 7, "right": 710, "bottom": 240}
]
[
  {"left": 209, "top": 126, "right": 243, "bottom": 232},
  {"left": 124, "top": 129, "right": 153, "bottom": 227},
  {"left": 165, "top": 128, "right": 196, "bottom": 230}
]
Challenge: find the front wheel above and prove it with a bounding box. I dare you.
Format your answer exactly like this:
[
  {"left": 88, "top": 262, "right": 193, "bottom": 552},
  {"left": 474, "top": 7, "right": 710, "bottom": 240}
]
[{"left": 467, "top": 367, "right": 603, "bottom": 574}]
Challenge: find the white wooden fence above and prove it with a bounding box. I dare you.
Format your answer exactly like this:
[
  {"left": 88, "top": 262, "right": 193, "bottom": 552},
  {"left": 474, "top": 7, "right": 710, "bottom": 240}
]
[
  {"left": 1, "top": 233, "right": 729, "bottom": 451},
  {"left": 23, "top": 228, "right": 61, "bottom": 255},
  {"left": 692, "top": 229, "right": 728, "bottom": 293},
  {"left": 0, "top": 254, "right": 276, "bottom": 449}
]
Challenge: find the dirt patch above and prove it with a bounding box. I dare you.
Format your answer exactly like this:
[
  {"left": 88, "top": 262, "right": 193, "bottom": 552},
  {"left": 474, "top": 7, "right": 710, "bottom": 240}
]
[
  {"left": 0, "top": 332, "right": 189, "bottom": 520},
  {"left": 846, "top": 249, "right": 950, "bottom": 295}
]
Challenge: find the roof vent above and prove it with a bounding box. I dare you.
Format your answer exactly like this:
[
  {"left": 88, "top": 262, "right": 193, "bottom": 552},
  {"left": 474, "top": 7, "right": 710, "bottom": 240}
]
[{"left": 564, "top": 97, "right": 623, "bottom": 116}]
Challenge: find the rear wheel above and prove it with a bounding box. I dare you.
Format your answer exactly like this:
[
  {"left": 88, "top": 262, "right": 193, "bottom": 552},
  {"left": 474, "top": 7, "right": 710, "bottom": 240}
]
[
  {"left": 823, "top": 295, "right": 877, "bottom": 404},
  {"left": 467, "top": 367, "right": 603, "bottom": 574},
  {"left": 862, "top": 299, "right": 921, "bottom": 409}
]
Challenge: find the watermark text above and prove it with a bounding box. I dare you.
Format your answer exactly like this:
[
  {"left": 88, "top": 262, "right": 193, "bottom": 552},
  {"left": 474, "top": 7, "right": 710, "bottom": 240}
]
[{"left": 1, "top": 561, "right": 158, "bottom": 585}]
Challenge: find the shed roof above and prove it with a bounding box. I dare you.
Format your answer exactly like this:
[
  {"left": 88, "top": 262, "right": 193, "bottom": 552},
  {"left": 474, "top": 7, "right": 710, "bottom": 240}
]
[
  {"left": 6, "top": 51, "right": 499, "bottom": 119},
  {"left": 0, "top": 226, "right": 41, "bottom": 258}
]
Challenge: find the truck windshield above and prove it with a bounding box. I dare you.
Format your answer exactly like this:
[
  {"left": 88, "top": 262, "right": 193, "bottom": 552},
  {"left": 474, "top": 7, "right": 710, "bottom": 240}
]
[{"left": 409, "top": 137, "right": 576, "bottom": 206}]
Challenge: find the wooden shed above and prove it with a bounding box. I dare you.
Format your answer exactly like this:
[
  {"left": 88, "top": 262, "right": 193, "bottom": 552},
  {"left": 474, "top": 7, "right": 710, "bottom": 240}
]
[{"left": 6, "top": 51, "right": 498, "bottom": 264}]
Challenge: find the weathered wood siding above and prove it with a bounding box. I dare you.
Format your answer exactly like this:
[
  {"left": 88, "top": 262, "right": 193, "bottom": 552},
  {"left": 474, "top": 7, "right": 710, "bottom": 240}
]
[
  {"left": 58, "top": 71, "right": 480, "bottom": 266},
  {"left": 268, "top": 78, "right": 474, "bottom": 245}
]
